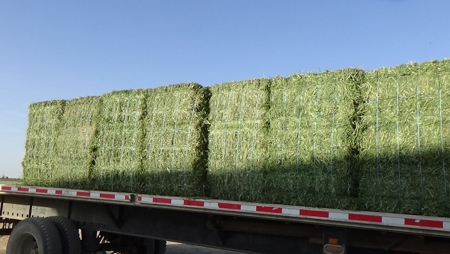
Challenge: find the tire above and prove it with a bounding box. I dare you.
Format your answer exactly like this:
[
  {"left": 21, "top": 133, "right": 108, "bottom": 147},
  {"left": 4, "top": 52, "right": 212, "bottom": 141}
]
[
  {"left": 135, "top": 238, "right": 166, "bottom": 254},
  {"left": 6, "top": 217, "right": 62, "bottom": 254},
  {"left": 154, "top": 240, "right": 166, "bottom": 254},
  {"left": 136, "top": 240, "right": 155, "bottom": 254},
  {"left": 48, "top": 216, "right": 82, "bottom": 254}
]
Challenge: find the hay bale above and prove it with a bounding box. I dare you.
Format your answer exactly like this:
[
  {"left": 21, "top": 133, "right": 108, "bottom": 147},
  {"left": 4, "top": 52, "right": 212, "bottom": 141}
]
[
  {"left": 359, "top": 60, "right": 450, "bottom": 216},
  {"left": 52, "top": 96, "right": 99, "bottom": 189},
  {"left": 140, "top": 83, "right": 209, "bottom": 197},
  {"left": 207, "top": 79, "right": 270, "bottom": 202},
  {"left": 91, "top": 90, "right": 146, "bottom": 192},
  {"left": 22, "top": 100, "right": 65, "bottom": 186},
  {"left": 266, "top": 70, "right": 364, "bottom": 209}
]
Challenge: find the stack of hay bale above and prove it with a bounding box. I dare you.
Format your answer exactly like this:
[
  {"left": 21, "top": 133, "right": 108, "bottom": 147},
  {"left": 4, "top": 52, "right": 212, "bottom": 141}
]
[
  {"left": 207, "top": 78, "right": 270, "bottom": 202},
  {"left": 139, "top": 84, "right": 209, "bottom": 197},
  {"left": 91, "top": 89, "right": 147, "bottom": 193},
  {"left": 21, "top": 59, "right": 450, "bottom": 216},
  {"left": 23, "top": 84, "right": 209, "bottom": 197},
  {"left": 206, "top": 70, "right": 365, "bottom": 209},
  {"left": 53, "top": 96, "right": 98, "bottom": 189},
  {"left": 22, "top": 100, "right": 65, "bottom": 187},
  {"left": 266, "top": 69, "right": 365, "bottom": 209},
  {"left": 359, "top": 60, "right": 450, "bottom": 216}
]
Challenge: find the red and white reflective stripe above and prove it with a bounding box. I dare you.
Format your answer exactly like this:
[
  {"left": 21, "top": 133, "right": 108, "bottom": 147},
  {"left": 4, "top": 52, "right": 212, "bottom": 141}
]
[
  {"left": 0, "top": 185, "right": 129, "bottom": 202},
  {"left": 135, "top": 194, "right": 450, "bottom": 231},
  {"left": 2, "top": 184, "right": 450, "bottom": 232}
]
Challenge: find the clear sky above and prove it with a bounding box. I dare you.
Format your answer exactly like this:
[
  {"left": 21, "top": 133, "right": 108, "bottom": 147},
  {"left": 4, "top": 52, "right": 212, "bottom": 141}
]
[{"left": 0, "top": 1, "right": 448, "bottom": 178}]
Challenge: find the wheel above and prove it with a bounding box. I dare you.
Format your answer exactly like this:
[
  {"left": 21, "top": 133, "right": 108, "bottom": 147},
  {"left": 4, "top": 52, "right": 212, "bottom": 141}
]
[
  {"left": 6, "top": 217, "right": 62, "bottom": 254},
  {"left": 135, "top": 238, "right": 155, "bottom": 254},
  {"left": 48, "top": 216, "right": 82, "bottom": 254},
  {"left": 154, "top": 240, "right": 166, "bottom": 254},
  {"left": 134, "top": 238, "right": 166, "bottom": 254}
]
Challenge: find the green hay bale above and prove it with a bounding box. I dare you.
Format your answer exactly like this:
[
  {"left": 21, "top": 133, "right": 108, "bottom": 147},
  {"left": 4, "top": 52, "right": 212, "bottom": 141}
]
[
  {"left": 207, "top": 78, "right": 270, "bottom": 201},
  {"left": 91, "top": 90, "right": 146, "bottom": 192},
  {"left": 22, "top": 100, "right": 65, "bottom": 186},
  {"left": 51, "top": 96, "right": 99, "bottom": 189},
  {"left": 140, "top": 83, "right": 209, "bottom": 197},
  {"left": 266, "top": 69, "right": 364, "bottom": 209},
  {"left": 359, "top": 59, "right": 450, "bottom": 216}
]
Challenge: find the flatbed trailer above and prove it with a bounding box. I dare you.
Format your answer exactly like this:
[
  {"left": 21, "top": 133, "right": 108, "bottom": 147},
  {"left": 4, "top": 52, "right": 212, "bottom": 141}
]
[{"left": 2, "top": 184, "right": 450, "bottom": 254}]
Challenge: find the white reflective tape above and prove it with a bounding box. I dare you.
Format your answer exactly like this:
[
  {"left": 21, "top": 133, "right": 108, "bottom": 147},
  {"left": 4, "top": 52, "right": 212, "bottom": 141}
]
[
  {"left": 90, "top": 192, "right": 100, "bottom": 199},
  {"left": 64, "top": 191, "right": 75, "bottom": 197},
  {"left": 282, "top": 208, "right": 300, "bottom": 216},
  {"left": 140, "top": 196, "right": 153, "bottom": 203},
  {"left": 329, "top": 212, "right": 348, "bottom": 221},
  {"left": 241, "top": 205, "right": 256, "bottom": 212},
  {"left": 115, "top": 194, "right": 128, "bottom": 201},
  {"left": 382, "top": 217, "right": 404, "bottom": 227},
  {"left": 204, "top": 201, "right": 219, "bottom": 209},
  {"left": 171, "top": 199, "right": 184, "bottom": 206},
  {"left": 444, "top": 222, "right": 450, "bottom": 230}
]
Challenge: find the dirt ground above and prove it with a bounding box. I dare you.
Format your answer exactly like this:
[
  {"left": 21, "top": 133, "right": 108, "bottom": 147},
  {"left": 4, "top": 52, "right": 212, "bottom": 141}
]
[
  {"left": 0, "top": 236, "right": 243, "bottom": 254},
  {"left": 166, "top": 242, "right": 244, "bottom": 254}
]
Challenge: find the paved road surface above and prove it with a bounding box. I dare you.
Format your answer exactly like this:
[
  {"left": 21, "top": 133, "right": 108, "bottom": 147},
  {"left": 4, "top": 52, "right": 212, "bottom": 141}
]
[
  {"left": 0, "top": 236, "right": 245, "bottom": 254},
  {"left": 166, "top": 242, "right": 245, "bottom": 254}
]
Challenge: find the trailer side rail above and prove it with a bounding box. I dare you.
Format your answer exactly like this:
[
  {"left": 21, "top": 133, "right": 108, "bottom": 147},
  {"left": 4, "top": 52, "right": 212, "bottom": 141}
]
[{"left": 2, "top": 184, "right": 450, "bottom": 238}]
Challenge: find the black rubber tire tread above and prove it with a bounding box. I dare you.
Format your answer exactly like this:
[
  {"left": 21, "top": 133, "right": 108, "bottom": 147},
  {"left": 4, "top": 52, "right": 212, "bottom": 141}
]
[
  {"left": 6, "top": 217, "right": 62, "bottom": 254},
  {"left": 136, "top": 238, "right": 165, "bottom": 254},
  {"left": 134, "top": 237, "right": 153, "bottom": 254},
  {"left": 48, "top": 216, "right": 82, "bottom": 254},
  {"left": 154, "top": 240, "right": 167, "bottom": 254}
]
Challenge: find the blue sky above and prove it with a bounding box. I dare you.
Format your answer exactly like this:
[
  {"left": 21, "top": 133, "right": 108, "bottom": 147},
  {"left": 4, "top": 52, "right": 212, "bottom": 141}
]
[{"left": 0, "top": 1, "right": 448, "bottom": 178}]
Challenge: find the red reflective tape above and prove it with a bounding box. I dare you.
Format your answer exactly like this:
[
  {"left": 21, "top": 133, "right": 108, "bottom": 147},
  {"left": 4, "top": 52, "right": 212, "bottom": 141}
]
[
  {"left": 349, "top": 214, "right": 382, "bottom": 223},
  {"left": 405, "top": 218, "right": 443, "bottom": 228},
  {"left": 124, "top": 195, "right": 142, "bottom": 201},
  {"left": 218, "top": 203, "right": 241, "bottom": 210},
  {"left": 184, "top": 200, "right": 204, "bottom": 207},
  {"left": 256, "top": 206, "right": 283, "bottom": 214},
  {"left": 1, "top": 186, "right": 12, "bottom": 191},
  {"left": 99, "top": 193, "right": 115, "bottom": 199},
  {"left": 300, "top": 209, "right": 329, "bottom": 218},
  {"left": 76, "top": 191, "right": 90, "bottom": 197},
  {"left": 55, "top": 190, "right": 63, "bottom": 195},
  {"left": 18, "top": 187, "right": 29, "bottom": 192},
  {"left": 153, "top": 198, "right": 172, "bottom": 204},
  {"left": 36, "top": 188, "right": 48, "bottom": 194}
]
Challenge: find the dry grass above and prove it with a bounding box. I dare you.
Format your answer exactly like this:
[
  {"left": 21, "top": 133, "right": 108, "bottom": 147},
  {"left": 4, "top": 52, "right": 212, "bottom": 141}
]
[{"left": 0, "top": 178, "right": 21, "bottom": 185}]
